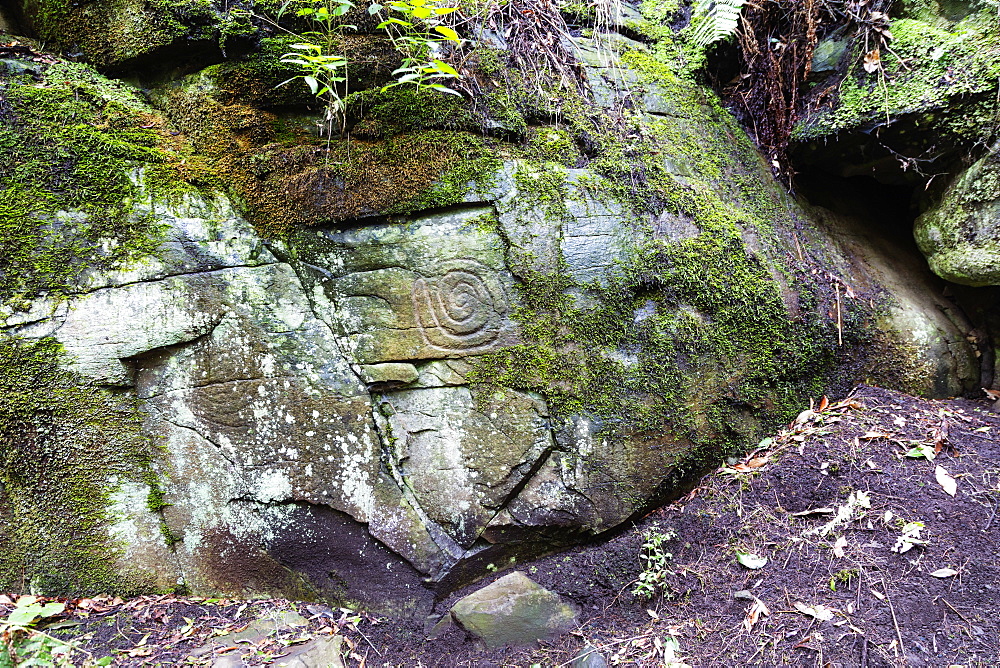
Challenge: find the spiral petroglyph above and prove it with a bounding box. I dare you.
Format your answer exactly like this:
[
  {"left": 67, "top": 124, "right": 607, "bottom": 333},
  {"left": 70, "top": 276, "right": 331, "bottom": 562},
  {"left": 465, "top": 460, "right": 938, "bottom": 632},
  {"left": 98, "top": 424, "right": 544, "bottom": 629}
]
[{"left": 412, "top": 259, "right": 508, "bottom": 353}]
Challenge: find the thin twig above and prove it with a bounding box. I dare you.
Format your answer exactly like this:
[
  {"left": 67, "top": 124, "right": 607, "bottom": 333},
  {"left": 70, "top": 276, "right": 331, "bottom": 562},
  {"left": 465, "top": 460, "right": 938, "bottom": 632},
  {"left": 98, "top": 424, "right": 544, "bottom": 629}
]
[{"left": 880, "top": 574, "right": 905, "bottom": 663}]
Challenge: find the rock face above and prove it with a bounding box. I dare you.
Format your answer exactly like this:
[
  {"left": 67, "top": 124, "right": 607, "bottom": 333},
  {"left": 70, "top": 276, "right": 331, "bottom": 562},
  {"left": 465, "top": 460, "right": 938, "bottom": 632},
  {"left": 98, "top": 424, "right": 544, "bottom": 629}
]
[
  {"left": 915, "top": 143, "right": 1000, "bottom": 286},
  {"left": 0, "top": 0, "right": 994, "bottom": 615},
  {"left": 449, "top": 572, "right": 578, "bottom": 648}
]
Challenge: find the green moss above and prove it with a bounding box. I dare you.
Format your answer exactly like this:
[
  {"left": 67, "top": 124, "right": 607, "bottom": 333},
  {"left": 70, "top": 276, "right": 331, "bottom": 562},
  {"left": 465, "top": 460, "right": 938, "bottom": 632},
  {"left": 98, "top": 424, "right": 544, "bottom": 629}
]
[
  {"left": 22, "top": 0, "right": 221, "bottom": 68},
  {"left": 346, "top": 86, "right": 477, "bottom": 137},
  {"left": 794, "top": 12, "right": 1000, "bottom": 141},
  {"left": 0, "top": 59, "right": 208, "bottom": 307},
  {"left": 471, "top": 45, "right": 871, "bottom": 460},
  {"left": 0, "top": 338, "right": 159, "bottom": 596}
]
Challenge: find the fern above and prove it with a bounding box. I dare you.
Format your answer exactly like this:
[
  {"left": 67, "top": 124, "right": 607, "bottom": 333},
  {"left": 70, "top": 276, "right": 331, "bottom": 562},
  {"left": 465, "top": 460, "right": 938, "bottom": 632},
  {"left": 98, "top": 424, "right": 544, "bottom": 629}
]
[{"left": 690, "top": 0, "right": 747, "bottom": 47}]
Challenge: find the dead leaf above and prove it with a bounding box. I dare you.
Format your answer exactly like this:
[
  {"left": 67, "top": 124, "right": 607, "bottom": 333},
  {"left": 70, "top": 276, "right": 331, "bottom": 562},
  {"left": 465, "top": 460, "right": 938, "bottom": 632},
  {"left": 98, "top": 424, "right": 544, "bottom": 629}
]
[
  {"left": 930, "top": 568, "right": 958, "bottom": 578},
  {"left": 861, "top": 431, "right": 892, "bottom": 440},
  {"left": 794, "top": 602, "right": 835, "bottom": 621},
  {"left": 935, "top": 465, "right": 958, "bottom": 496},
  {"left": 791, "top": 507, "right": 834, "bottom": 516},
  {"left": 817, "top": 395, "right": 829, "bottom": 412},
  {"left": 743, "top": 598, "right": 770, "bottom": 631},
  {"left": 863, "top": 48, "right": 881, "bottom": 73},
  {"left": 793, "top": 409, "right": 817, "bottom": 426},
  {"left": 833, "top": 536, "right": 847, "bottom": 558},
  {"left": 893, "top": 416, "right": 906, "bottom": 428}
]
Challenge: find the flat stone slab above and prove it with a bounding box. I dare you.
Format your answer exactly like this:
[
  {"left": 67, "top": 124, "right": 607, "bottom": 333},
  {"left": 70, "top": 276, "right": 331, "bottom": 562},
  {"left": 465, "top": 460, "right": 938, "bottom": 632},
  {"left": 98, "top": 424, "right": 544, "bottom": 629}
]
[{"left": 449, "top": 571, "right": 578, "bottom": 648}]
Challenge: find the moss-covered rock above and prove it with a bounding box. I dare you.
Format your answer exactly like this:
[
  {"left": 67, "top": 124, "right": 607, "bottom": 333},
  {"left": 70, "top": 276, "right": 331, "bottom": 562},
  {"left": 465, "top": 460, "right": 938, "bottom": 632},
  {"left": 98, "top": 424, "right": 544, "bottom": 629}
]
[
  {"left": 915, "top": 141, "right": 1000, "bottom": 286},
  {"left": 0, "top": 337, "right": 161, "bottom": 596},
  {"left": 792, "top": 5, "right": 1000, "bottom": 182},
  {"left": 0, "top": 56, "right": 211, "bottom": 308}
]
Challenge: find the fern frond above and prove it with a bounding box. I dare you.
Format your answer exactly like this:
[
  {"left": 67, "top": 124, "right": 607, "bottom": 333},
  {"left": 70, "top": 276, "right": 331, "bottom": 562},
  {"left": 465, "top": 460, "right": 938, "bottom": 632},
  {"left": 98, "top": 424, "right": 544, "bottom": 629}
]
[{"left": 690, "top": 0, "right": 747, "bottom": 48}]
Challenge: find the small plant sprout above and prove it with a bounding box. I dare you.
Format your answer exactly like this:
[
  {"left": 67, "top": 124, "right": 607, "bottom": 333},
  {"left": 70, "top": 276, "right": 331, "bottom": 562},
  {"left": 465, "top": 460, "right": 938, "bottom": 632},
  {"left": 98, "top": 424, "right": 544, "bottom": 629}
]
[{"left": 633, "top": 528, "right": 677, "bottom": 600}]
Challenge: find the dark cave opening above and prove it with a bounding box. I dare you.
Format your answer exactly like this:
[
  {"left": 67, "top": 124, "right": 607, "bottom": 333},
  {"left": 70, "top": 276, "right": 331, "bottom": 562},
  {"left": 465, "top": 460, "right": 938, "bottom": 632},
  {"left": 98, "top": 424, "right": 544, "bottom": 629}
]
[{"left": 794, "top": 161, "right": 999, "bottom": 392}]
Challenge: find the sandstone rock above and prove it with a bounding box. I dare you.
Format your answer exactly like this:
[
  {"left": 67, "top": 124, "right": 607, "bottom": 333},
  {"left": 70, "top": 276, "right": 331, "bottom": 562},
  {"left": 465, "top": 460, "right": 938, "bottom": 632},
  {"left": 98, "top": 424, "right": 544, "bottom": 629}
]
[
  {"left": 915, "top": 143, "right": 1000, "bottom": 287},
  {"left": 450, "top": 571, "right": 578, "bottom": 648},
  {"left": 1, "top": 27, "right": 991, "bottom": 612},
  {"left": 572, "top": 645, "right": 610, "bottom": 668},
  {"left": 274, "top": 636, "right": 345, "bottom": 668}
]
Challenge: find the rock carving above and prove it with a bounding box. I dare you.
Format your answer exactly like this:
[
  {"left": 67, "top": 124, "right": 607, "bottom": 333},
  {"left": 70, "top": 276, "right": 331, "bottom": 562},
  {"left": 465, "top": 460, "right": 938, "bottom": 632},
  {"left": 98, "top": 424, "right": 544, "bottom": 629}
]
[{"left": 412, "top": 259, "right": 508, "bottom": 353}]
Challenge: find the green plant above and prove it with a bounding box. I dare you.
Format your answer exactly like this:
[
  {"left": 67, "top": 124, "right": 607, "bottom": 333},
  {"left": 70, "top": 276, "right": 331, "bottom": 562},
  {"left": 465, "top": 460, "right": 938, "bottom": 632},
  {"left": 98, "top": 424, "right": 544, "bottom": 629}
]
[
  {"left": 0, "top": 598, "right": 110, "bottom": 667},
  {"left": 829, "top": 567, "right": 859, "bottom": 591},
  {"left": 633, "top": 528, "right": 677, "bottom": 599},
  {"left": 278, "top": 0, "right": 357, "bottom": 136},
  {"left": 371, "top": 0, "right": 464, "bottom": 94},
  {"left": 689, "top": 0, "right": 747, "bottom": 48}
]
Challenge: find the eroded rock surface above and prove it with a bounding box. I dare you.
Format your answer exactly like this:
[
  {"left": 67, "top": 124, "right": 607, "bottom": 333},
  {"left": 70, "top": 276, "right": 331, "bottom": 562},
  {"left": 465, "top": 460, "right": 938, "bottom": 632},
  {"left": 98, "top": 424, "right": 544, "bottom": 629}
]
[{"left": 0, "top": 1, "right": 994, "bottom": 615}]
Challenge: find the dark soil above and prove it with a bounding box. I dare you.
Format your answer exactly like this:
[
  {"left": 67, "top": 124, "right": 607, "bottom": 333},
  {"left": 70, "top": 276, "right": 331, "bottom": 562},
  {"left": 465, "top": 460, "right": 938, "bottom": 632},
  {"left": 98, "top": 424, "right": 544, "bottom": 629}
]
[{"left": 3, "top": 385, "right": 999, "bottom": 667}]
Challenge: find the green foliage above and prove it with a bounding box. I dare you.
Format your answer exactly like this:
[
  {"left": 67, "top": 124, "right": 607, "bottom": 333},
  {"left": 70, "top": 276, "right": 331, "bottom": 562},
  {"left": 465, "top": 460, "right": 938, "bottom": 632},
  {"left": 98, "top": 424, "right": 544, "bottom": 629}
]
[
  {"left": 371, "top": 0, "right": 464, "bottom": 95},
  {"left": 278, "top": 0, "right": 356, "bottom": 135},
  {"left": 633, "top": 528, "right": 677, "bottom": 599},
  {"left": 689, "top": 0, "right": 747, "bottom": 47},
  {"left": 0, "top": 598, "right": 111, "bottom": 667}
]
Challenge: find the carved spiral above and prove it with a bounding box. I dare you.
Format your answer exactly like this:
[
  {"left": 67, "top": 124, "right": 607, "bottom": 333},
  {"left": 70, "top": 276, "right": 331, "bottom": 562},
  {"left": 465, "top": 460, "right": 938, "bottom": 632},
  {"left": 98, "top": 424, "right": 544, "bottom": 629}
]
[{"left": 412, "top": 260, "right": 507, "bottom": 352}]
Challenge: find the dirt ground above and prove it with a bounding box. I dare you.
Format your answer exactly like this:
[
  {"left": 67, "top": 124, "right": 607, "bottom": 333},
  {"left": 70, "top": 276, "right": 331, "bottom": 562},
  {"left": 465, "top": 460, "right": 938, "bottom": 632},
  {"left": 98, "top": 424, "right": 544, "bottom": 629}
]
[{"left": 3, "top": 385, "right": 999, "bottom": 667}]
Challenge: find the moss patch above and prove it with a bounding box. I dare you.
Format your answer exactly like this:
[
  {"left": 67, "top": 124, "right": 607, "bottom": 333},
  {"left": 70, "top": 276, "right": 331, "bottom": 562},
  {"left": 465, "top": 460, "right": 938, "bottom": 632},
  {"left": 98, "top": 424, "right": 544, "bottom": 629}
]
[
  {"left": 472, "top": 47, "right": 876, "bottom": 464},
  {"left": 793, "top": 11, "right": 1000, "bottom": 142},
  {"left": 0, "top": 338, "right": 159, "bottom": 596},
  {"left": 0, "top": 59, "right": 210, "bottom": 307}
]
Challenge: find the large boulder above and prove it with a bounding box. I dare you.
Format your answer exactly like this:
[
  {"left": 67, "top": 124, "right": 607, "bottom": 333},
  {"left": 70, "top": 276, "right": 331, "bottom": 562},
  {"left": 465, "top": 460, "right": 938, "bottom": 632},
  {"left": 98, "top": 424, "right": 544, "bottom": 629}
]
[
  {"left": 0, "top": 9, "right": 989, "bottom": 615},
  {"left": 915, "top": 142, "right": 1000, "bottom": 286}
]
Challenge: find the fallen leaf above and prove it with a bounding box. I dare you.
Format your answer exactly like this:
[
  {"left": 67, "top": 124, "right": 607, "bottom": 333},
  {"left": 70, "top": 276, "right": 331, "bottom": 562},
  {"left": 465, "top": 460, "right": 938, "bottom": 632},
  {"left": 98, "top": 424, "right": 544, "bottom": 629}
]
[
  {"left": 935, "top": 465, "right": 958, "bottom": 496},
  {"left": 930, "top": 568, "right": 958, "bottom": 578},
  {"left": 794, "top": 602, "right": 835, "bottom": 621},
  {"left": 863, "top": 48, "right": 881, "bottom": 73},
  {"left": 893, "top": 416, "right": 906, "bottom": 427},
  {"left": 861, "top": 431, "right": 892, "bottom": 440},
  {"left": 817, "top": 395, "right": 829, "bottom": 412},
  {"left": 743, "top": 598, "right": 770, "bottom": 631},
  {"left": 871, "top": 589, "right": 886, "bottom": 601},
  {"left": 791, "top": 507, "right": 834, "bottom": 516},
  {"left": 736, "top": 552, "right": 767, "bottom": 570},
  {"left": 833, "top": 536, "right": 847, "bottom": 558}
]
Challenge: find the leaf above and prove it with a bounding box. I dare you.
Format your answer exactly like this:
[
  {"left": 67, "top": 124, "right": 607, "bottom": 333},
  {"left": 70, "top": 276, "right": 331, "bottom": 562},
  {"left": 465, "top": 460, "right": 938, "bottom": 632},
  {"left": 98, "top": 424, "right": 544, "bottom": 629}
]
[
  {"left": 433, "top": 25, "right": 461, "bottom": 42},
  {"left": 791, "top": 507, "right": 834, "bottom": 516},
  {"left": 861, "top": 430, "right": 891, "bottom": 440},
  {"left": 736, "top": 552, "right": 767, "bottom": 569},
  {"left": 833, "top": 536, "right": 847, "bottom": 558},
  {"left": 930, "top": 568, "right": 958, "bottom": 578},
  {"left": 743, "top": 598, "right": 769, "bottom": 631},
  {"left": 935, "top": 465, "right": 957, "bottom": 496},
  {"left": 904, "top": 443, "right": 936, "bottom": 460},
  {"left": 863, "top": 48, "right": 881, "bottom": 73},
  {"left": 794, "top": 602, "right": 835, "bottom": 621},
  {"left": 817, "top": 395, "right": 829, "bottom": 412}
]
